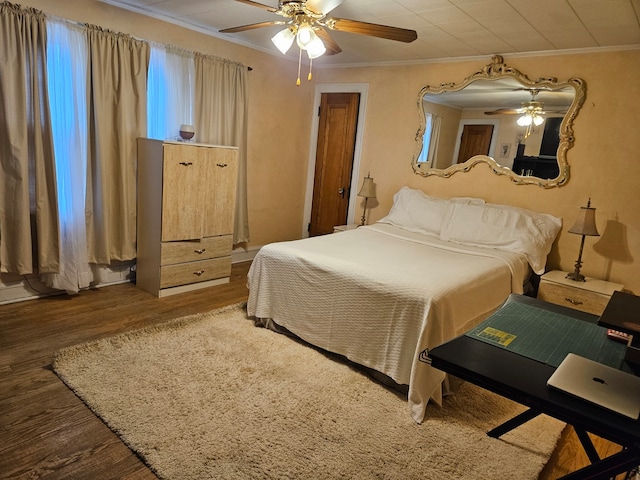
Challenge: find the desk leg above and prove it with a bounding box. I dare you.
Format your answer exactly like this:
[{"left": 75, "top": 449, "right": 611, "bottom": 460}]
[
  {"left": 574, "top": 428, "right": 600, "bottom": 464},
  {"left": 558, "top": 447, "right": 639, "bottom": 480},
  {"left": 487, "top": 408, "right": 541, "bottom": 438}
]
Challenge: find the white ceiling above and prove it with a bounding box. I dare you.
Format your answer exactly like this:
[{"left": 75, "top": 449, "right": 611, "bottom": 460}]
[{"left": 101, "top": 0, "right": 640, "bottom": 66}]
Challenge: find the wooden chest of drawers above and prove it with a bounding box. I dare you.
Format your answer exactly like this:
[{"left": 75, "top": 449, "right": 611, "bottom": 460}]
[{"left": 136, "top": 138, "right": 238, "bottom": 297}]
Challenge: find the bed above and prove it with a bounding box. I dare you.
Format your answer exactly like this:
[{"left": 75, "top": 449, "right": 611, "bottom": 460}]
[{"left": 247, "top": 187, "right": 562, "bottom": 423}]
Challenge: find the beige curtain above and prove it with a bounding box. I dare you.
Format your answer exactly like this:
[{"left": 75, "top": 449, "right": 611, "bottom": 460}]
[
  {"left": 85, "top": 26, "right": 149, "bottom": 263},
  {"left": 0, "top": 2, "right": 59, "bottom": 275},
  {"left": 195, "top": 54, "right": 249, "bottom": 244}
]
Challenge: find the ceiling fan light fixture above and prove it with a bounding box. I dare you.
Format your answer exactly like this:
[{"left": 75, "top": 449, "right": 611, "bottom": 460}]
[
  {"left": 222, "top": 0, "right": 418, "bottom": 86},
  {"left": 517, "top": 114, "right": 532, "bottom": 127},
  {"left": 533, "top": 114, "right": 544, "bottom": 126},
  {"left": 271, "top": 27, "right": 296, "bottom": 54},
  {"left": 306, "top": 35, "right": 326, "bottom": 59},
  {"left": 296, "top": 23, "right": 317, "bottom": 49}
]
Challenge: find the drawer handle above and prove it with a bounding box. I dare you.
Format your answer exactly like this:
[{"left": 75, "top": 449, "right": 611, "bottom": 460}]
[
  {"left": 565, "top": 297, "right": 583, "bottom": 306},
  {"left": 194, "top": 270, "right": 205, "bottom": 276},
  {"left": 194, "top": 248, "right": 206, "bottom": 254},
  {"left": 216, "top": 163, "right": 228, "bottom": 168},
  {"left": 179, "top": 161, "right": 193, "bottom": 166}
]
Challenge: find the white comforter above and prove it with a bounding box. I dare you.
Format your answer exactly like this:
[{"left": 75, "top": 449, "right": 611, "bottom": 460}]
[{"left": 247, "top": 223, "right": 529, "bottom": 423}]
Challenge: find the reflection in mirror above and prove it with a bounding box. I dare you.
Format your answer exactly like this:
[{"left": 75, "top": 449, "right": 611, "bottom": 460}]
[{"left": 412, "top": 56, "right": 586, "bottom": 188}]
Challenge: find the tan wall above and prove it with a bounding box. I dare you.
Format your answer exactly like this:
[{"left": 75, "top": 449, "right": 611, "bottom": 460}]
[
  {"left": 315, "top": 51, "right": 640, "bottom": 293},
  {"left": 16, "top": 1, "right": 640, "bottom": 294}
]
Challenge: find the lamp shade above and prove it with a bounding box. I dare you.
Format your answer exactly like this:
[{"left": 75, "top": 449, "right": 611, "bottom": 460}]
[
  {"left": 271, "top": 27, "right": 296, "bottom": 54},
  {"left": 296, "top": 24, "right": 317, "bottom": 49},
  {"left": 568, "top": 200, "right": 599, "bottom": 236},
  {"left": 306, "top": 36, "right": 326, "bottom": 59},
  {"left": 358, "top": 176, "right": 376, "bottom": 198}
]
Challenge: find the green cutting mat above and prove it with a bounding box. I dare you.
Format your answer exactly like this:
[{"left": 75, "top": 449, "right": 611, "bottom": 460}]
[{"left": 465, "top": 298, "right": 626, "bottom": 368}]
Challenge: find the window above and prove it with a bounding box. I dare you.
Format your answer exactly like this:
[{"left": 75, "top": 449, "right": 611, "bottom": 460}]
[
  {"left": 417, "top": 112, "right": 441, "bottom": 167},
  {"left": 147, "top": 44, "right": 195, "bottom": 140}
]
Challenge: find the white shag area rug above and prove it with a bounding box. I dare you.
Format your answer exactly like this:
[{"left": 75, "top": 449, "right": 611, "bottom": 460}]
[{"left": 53, "top": 303, "right": 564, "bottom": 480}]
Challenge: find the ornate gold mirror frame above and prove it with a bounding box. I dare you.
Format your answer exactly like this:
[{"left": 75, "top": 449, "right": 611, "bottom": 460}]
[{"left": 412, "top": 55, "right": 586, "bottom": 188}]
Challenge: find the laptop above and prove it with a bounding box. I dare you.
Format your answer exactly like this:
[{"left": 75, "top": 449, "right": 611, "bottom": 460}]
[{"left": 547, "top": 353, "right": 640, "bottom": 420}]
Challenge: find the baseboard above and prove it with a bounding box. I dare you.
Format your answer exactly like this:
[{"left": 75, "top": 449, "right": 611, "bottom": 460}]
[
  {"left": 0, "top": 263, "right": 133, "bottom": 306},
  {"left": 232, "top": 244, "right": 260, "bottom": 264},
  {"left": 0, "top": 276, "right": 59, "bottom": 305},
  {"left": 0, "top": 246, "right": 261, "bottom": 305}
]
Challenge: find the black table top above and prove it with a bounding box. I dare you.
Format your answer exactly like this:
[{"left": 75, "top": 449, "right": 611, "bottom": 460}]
[{"left": 428, "top": 295, "right": 640, "bottom": 448}]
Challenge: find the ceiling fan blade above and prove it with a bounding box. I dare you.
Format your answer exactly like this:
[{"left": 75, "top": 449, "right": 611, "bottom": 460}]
[
  {"left": 484, "top": 108, "right": 522, "bottom": 115},
  {"left": 234, "top": 0, "right": 278, "bottom": 13},
  {"left": 219, "top": 20, "right": 284, "bottom": 33},
  {"left": 306, "top": 0, "right": 343, "bottom": 15},
  {"left": 315, "top": 27, "right": 342, "bottom": 55},
  {"left": 327, "top": 17, "right": 417, "bottom": 43}
]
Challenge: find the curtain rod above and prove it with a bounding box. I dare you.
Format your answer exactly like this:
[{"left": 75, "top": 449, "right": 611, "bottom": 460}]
[{"left": 47, "top": 13, "right": 253, "bottom": 72}]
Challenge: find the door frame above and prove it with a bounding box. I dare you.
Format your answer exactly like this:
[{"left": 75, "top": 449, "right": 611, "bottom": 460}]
[
  {"left": 451, "top": 118, "right": 500, "bottom": 166},
  {"left": 302, "top": 83, "right": 369, "bottom": 238}
]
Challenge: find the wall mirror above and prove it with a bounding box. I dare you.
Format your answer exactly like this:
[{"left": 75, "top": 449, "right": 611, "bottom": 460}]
[{"left": 412, "top": 55, "right": 586, "bottom": 188}]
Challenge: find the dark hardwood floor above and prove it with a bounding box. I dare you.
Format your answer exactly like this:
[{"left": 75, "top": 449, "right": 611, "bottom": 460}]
[
  {"left": 0, "top": 260, "right": 624, "bottom": 479},
  {"left": 1, "top": 262, "right": 250, "bottom": 479}
]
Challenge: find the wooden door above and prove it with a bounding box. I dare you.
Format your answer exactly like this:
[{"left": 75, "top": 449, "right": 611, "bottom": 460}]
[
  {"left": 309, "top": 92, "right": 360, "bottom": 236},
  {"left": 161, "top": 143, "right": 206, "bottom": 241},
  {"left": 204, "top": 147, "right": 238, "bottom": 237},
  {"left": 456, "top": 124, "right": 494, "bottom": 164}
]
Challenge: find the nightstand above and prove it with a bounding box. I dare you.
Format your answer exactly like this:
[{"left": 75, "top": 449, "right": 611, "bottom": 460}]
[
  {"left": 537, "top": 270, "right": 624, "bottom": 316},
  {"left": 333, "top": 224, "right": 359, "bottom": 233}
]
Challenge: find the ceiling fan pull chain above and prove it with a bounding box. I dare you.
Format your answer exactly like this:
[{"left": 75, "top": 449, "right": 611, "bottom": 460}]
[
  {"left": 308, "top": 57, "right": 313, "bottom": 81},
  {"left": 296, "top": 47, "right": 302, "bottom": 86}
]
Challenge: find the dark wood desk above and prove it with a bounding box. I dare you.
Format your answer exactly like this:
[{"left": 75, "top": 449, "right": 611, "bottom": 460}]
[{"left": 428, "top": 295, "right": 640, "bottom": 480}]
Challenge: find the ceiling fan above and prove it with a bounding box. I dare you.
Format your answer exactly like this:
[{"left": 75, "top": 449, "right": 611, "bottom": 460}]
[
  {"left": 484, "top": 89, "right": 566, "bottom": 139},
  {"left": 484, "top": 89, "right": 565, "bottom": 117},
  {"left": 220, "top": 0, "right": 418, "bottom": 84}
]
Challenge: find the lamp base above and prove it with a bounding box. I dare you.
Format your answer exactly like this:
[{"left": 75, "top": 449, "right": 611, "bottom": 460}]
[
  {"left": 567, "top": 242, "right": 586, "bottom": 282},
  {"left": 566, "top": 270, "right": 586, "bottom": 282},
  {"left": 359, "top": 198, "right": 369, "bottom": 227}
]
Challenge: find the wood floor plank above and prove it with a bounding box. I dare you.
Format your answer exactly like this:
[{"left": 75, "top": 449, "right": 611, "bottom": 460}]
[{"left": 0, "top": 260, "right": 627, "bottom": 479}]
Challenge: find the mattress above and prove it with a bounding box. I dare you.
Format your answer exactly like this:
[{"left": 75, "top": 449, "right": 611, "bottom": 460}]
[{"left": 247, "top": 223, "right": 530, "bottom": 423}]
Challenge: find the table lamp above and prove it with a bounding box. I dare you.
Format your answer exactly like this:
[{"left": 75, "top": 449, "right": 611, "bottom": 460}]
[
  {"left": 357, "top": 174, "right": 376, "bottom": 226},
  {"left": 566, "top": 198, "right": 600, "bottom": 282}
]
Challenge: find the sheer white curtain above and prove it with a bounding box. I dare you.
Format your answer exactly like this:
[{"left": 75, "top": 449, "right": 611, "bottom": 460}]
[
  {"left": 41, "top": 18, "right": 92, "bottom": 293},
  {"left": 147, "top": 43, "right": 195, "bottom": 140},
  {"left": 418, "top": 112, "right": 442, "bottom": 168}
]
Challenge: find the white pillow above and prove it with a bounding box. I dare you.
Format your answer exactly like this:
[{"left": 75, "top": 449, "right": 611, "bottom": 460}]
[
  {"left": 449, "top": 196, "right": 486, "bottom": 205},
  {"left": 440, "top": 202, "right": 562, "bottom": 274},
  {"left": 377, "top": 187, "right": 451, "bottom": 236}
]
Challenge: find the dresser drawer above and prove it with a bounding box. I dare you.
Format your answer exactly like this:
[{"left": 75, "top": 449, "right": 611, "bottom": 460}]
[
  {"left": 160, "top": 256, "right": 231, "bottom": 289},
  {"left": 160, "top": 235, "right": 232, "bottom": 266},
  {"left": 538, "top": 281, "right": 611, "bottom": 316}
]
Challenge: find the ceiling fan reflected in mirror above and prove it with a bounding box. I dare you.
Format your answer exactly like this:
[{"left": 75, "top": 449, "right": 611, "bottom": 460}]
[
  {"left": 220, "top": 0, "right": 418, "bottom": 85},
  {"left": 484, "top": 89, "right": 566, "bottom": 139}
]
